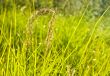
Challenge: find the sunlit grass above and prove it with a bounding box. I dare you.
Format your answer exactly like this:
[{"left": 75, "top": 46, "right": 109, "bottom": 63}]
[{"left": 0, "top": 4, "right": 110, "bottom": 76}]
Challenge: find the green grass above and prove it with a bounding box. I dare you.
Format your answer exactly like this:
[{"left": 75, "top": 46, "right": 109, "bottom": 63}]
[{"left": 0, "top": 5, "right": 110, "bottom": 76}]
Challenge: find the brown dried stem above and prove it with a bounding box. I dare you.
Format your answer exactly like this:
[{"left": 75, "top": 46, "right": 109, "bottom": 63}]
[{"left": 26, "top": 8, "right": 56, "bottom": 56}]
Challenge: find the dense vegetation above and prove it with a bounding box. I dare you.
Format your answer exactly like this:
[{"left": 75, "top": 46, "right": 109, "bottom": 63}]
[{"left": 0, "top": 0, "right": 110, "bottom": 76}]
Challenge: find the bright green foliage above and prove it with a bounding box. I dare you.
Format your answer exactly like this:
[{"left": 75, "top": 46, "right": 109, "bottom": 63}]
[{"left": 0, "top": 1, "right": 110, "bottom": 76}]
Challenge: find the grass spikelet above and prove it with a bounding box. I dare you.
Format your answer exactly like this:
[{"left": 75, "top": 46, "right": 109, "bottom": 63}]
[
  {"left": 67, "top": 65, "right": 75, "bottom": 76},
  {"left": 44, "top": 9, "right": 56, "bottom": 57}
]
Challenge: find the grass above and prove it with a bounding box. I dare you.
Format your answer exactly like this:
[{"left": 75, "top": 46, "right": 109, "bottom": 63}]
[{"left": 0, "top": 4, "right": 110, "bottom": 76}]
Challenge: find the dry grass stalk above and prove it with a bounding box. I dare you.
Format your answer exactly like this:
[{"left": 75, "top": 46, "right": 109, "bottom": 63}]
[
  {"left": 67, "top": 65, "right": 72, "bottom": 76},
  {"left": 44, "top": 9, "right": 56, "bottom": 57},
  {"left": 25, "top": 8, "right": 56, "bottom": 56},
  {"left": 24, "top": 8, "right": 56, "bottom": 73},
  {"left": 67, "top": 65, "right": 75, "bottom": 76}
]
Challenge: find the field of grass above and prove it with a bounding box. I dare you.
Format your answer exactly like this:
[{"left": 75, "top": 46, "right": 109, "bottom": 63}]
[{"left": 0, "top": 5, "right": 110, "bottom": 76}]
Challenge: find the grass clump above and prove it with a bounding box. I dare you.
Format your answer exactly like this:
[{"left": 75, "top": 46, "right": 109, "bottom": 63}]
[{"left": 0, "top": 4, "right": 110, "bottom": 76}]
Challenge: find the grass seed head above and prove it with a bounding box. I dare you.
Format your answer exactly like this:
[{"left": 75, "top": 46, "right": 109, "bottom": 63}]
[{"left": 26, "top": 8, "right": 56, "bottom": 56}]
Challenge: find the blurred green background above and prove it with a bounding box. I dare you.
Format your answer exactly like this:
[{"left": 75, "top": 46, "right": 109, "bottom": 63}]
[{"left": 0, "top": 0, "right": 110, "bottom": 16}]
